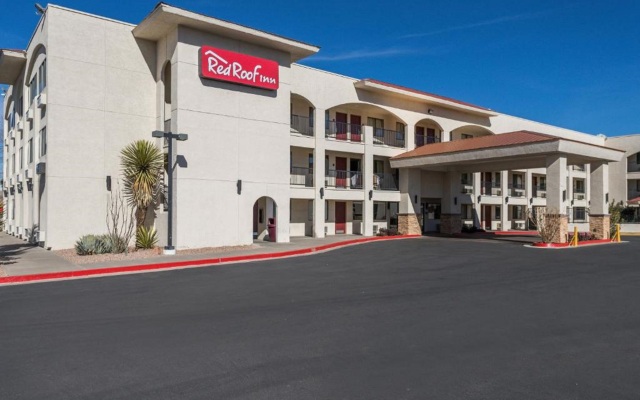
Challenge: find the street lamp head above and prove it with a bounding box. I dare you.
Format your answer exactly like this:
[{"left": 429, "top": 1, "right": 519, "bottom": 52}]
[
  {"left": 152, "top": 130, "right": 165, "bottom": 138},
  {"left": 177, "top": 133, "right": 189, "bottom": 141}
]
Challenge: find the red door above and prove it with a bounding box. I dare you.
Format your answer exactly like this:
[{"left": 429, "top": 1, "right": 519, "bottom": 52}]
[
  {"left": 335, "top": 202, "right": 346, "bottom": 234},
  {"left": 336, "top": 112, "right": 348, "bottom": 140},
  {"left": 483, "top": 205, "right": 492, "bottom": 230},
  {"left": 350, "top": 115, "right": 362, "bottom": 142},
  {"left": 415, "top": 126, "right": 425, "bottom": 147},
  {"left": 336, "top": 157, "right": 347, "bottom": 188}
]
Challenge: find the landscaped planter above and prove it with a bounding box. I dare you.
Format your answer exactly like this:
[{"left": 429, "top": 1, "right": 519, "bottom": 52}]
[{"left": 532, "top": 239, "right": 616, "bottom": 248}]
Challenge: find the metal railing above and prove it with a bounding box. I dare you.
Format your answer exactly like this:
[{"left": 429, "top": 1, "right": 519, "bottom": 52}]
[
  {"left": 290, "top": 114, "right": 314, "bottom": 136},
  {"left": 325, "top": 121, "right": 363, "bottom": 142},
  {"left": 415, "top": 134, "right": 441, "bottom": 147},
  {"left": 325, "top": 169, "right": 363, "bottom": 189},
  {"left": 508, "top": 183, "right": 525, "bottom": 197},
  {"left": 374, "top": 173, "right": 398, "bottom": 191},
  {"left": 290, "top": 166, "right": 313, "bottom": 186},
  {"left": 481, "top": 181, "right": 501, "bottom": 196},
  {"left": 533, "top": 184, "right": 547, "bottom": 198},
  {"left": 373, "top": 128, "right": 405, "bottom": 148}
]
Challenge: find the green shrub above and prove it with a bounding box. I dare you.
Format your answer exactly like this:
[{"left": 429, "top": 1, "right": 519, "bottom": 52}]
[
  {"left": 75, "top": 235, "right": 98, "bottom": 255},
  {"left": 136, "top": 226, "right": 158, "bottom": 249},
  {"left": 94, "top": 235, "right": 114, "bottom": 254}
]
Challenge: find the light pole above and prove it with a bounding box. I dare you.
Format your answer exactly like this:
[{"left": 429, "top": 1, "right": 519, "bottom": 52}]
[{"left": 152, "top": 130, "right": 188, "bottom": 255}]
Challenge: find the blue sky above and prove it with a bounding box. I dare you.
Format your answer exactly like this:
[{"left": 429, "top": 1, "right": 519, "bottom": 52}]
[{"left": 1, "top": 0, "right": 639, "bottom": 136}]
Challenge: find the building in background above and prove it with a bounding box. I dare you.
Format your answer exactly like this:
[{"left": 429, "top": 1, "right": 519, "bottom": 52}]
[{"left": 0, "top": 4, "right": 634, "bottom": 249}]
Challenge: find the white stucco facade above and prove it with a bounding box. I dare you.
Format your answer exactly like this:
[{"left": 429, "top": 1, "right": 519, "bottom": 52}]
[{"left": 0, "top": 4, "right": 634, "bottom": 249}]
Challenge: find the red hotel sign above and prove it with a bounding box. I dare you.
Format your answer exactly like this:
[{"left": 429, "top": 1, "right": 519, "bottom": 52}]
[{"left": 200, "top": 46, "right": 279, "bottom": 90}]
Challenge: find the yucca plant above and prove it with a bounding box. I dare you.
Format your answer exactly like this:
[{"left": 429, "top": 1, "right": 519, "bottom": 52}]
[
  {"left": 136, "top": 225, "right": 158, "bottom": 249},
  {"left": 120, "top": 140, "right": 164, "bottom": 227}
]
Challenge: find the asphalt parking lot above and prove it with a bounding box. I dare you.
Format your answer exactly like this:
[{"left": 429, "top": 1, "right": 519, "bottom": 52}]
[{"left": 1, "top": 236, "right": 639, "bottom": 399}]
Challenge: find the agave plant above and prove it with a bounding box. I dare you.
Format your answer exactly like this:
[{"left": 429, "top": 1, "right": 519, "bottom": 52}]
[
  {"left": 120, "top": 140, "right": 164, "bottom": 227},
  {"left": 136, "top": 225, "right": 158, "bottom": 249},
  {"left": 75, "top": 234, "right": 98, "bottom": 255}
]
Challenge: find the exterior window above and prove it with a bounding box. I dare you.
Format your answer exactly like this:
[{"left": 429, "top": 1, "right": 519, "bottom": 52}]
[
  {"left": 512, "top": 206, "right": 524, "bottom": 220},
  {"left": 573, "top": 207, "right": 586, "bottom": 222},
  {"left": 368, "top": 117, "right": 384, "bottom": 139},
  {"left": 308, "top": 107, "right": 314, "bottom": 128},
  {"left": 353, "top": 202, "right": 363, "bottom": 221},
  {"left": 39, "top": 127, "right": 47, "bottom": 156},
  {"left": 374, "top": 160, "right": 384, "bottom": 174},
  {"left": 11, "top": 154, "right": 15, "bottom": 174},
  {"left": 461, "top": 133, "right": 473, "bottom": 140},
  {"left": 38, "top": 59, "right": 47, "bottom": 93},
  {"left": 29, "top": 75, "right": 38, "bottom": 104},
  {"left": 19, "top": 147, "right": 23, "bottom": 169},
  {"left": 16, "top": 96, "right": 23, "bottom": 117},
  {"left": 635, "top": 180, "right": 640, "bottom": 192},
  {"left": 395, "top": 122, "right": 405, "bottom": 141},
  {"left": 373, "top": 201, "right": 386, "bottom": 221},
  {"left": 308, "top": 200, "right": 313, "bottom": 221},
  {"left": 308, "top": 153, "right": 313, "bottom": 170},
  {"left": 636, "top": 153, "right": 640, "bottom": 165},
  {"left": 325, "top": 200, "right": 328, "bottom": 222},
  {"left": 28, "top": 139, "right": 33, "bottom": 164},
  {"left": 495, "top": 205, "right": 501, "bottom": 219}
]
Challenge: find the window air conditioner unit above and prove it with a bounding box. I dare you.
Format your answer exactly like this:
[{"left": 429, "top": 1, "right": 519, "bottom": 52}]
[
  {"left": 496, "top": 222, "right": 502, "bottom": 230},
  {"left": 9, "top": 177, "right": 13, "bottom": 186},
  {"left": 373, "top": 224, "right": 379, "bottom": 234},
  {"left": 516, "top": 222, "right": 525, "bottom": 230},
  {"left": 36, "top": 162, "right": 46, "bottom": 175},
  {"left": 26, "top": 108, "right": 34, "bottom": 121},
  {"left": 17, "top": 174, "right": 23, "bottom": 183},
  {"left": 496, "top": 189, "right": 502, "bottom": 196},
  {"left": 37, "top": 93, "right": 47, "bottom": 108},
  {"left": 9, "top": 129, "right": 15, "bottom": 139},
  {"left": 25, "top": 169, "right": 32, "bottom": 179}
]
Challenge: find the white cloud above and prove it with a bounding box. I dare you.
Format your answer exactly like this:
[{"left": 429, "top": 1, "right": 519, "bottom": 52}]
[{"left": 308, "top": 47, "right": 428, "bottom": 62}]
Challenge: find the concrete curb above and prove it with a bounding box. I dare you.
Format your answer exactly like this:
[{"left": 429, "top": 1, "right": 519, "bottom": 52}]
[{"left": 0, "top": 235, "right": 422, "bottom": 286}]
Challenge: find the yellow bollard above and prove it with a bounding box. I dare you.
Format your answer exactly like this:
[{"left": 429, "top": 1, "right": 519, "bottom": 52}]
[
  {"left": 612, "top": 223, "right": 621, "bottom": 243},
  {"left": 569, "top": 226, "right": 579, "bottom": 247}
]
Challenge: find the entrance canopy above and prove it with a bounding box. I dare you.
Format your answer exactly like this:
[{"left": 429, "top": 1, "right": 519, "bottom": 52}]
[{"left": 390, "top": 131, "right": 624, "bottom": 171}]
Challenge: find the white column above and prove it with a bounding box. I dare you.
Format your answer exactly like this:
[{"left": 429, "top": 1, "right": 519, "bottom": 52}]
[
  {"left": 406, "top": 124, "right": 415, "bottom": 150},
  {"left": 363, "top": 126, "right": 374, "bottom": 236},
  {"left": 546, "top": 155, "right": 568, "bottom": 213},
  {"left": 590, "top": 161, "right": 609, "bottom": 215},
  {"left": 473, "top": 172, "right": 482, "bottom": 228},
  {"left": 525, "top": 169, "right": 533, "bottom": 209},
  {"left": 442, "top": 171, "right": 461, "bottom": 214},
  {"left": 313, "top": 108, "right": 326, "bottom": 238},
  {"left": 500, "top": 171, "right": 509, "bottom": 230}
]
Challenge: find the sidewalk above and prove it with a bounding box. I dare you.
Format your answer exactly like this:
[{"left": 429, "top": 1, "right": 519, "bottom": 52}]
[{"left": 0, "top": 233, "right": 422, "bottom": 283}]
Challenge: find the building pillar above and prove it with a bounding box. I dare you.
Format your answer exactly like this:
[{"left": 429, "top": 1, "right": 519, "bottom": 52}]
[
  {"left": 525, "top": 170, "right": 533, "bottom": 226},
  {"left": 398, "top": 167, "right": 422, "bottom": 235},
  {"left": 363, "top": 126, "right": 374, "bottom": 236},
  {"left": 589, "top": 161, "right": 610, "bottom": 239},
  {"left": 500, "top": 170, "right": 509, "bottom": 231},
  {"left": 472, "top": 172, "right": 482, "bottom": 228},
  {"left": 546, "top": 155, "right": 569, "bottom": 243},
  {"left": 405, "top": 124, "right": 415, "bottom": 150},
  {"left": 441, "top": 171, "right": 462, "bottom": 234},
  {"left": 313, "top": 108, "right": 326, "bottom": 238}
]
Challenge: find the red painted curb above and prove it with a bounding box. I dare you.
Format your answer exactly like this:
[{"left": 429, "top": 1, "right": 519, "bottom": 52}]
[
  {"left": 0, "top": 235, "right": 421, "bottom": 285},
  {"left": 532, "top": 239, "right": 618, "bottom": 248}
]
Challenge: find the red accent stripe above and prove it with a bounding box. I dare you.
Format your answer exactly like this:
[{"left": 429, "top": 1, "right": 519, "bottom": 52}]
[
  {"left": 0, "top": 235, "right": 421, "bottom": 285},
  {"left": 532, "top": 239, "right": 617, "bottom": 248}
]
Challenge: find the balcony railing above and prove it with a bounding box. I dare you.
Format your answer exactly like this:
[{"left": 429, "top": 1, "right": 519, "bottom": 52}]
[
  {"left": 415, "top": 134, "right": 441, "bottom": 147},
  {"left": 481, "top": 181, "right": 501, "bottom": 196},
  {"left": 325, "top": 121, "right": 362, "bottom": 142},
  {"left": 373, "top": 128, "right": 405, "bottom": 148},
  {"left": 509, "top": 183, "right": 525, "bottom": 197},
  {"left": 374, "top": 173, "right": 398, "bottom": 191},
  {"left": 290, "top": 166, "right": 313, "bottom": 186},
  {"left": 533, "top": 184, "right": 547, "bottom": 198},
  {"left": 290, "top": 114, "right": 314, "bottom": 136},
  {"left": 325, "top": 170, "right": 363, "bottom": 189}
]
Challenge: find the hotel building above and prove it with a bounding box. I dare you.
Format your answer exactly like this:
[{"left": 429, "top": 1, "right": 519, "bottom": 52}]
[{"left": 0, "top": 3, "right": 631, "bottom": 249}]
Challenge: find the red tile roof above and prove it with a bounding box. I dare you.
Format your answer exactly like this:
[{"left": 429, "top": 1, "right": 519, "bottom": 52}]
[
  {"left": 362, "top": 78, "right": 493, "bottom": 112},
  {"left": 628, "top": 196, "right": 640, "bottom": 204},
  {"left": 392, "top": 131, "right": 558, "bottom": 160}
]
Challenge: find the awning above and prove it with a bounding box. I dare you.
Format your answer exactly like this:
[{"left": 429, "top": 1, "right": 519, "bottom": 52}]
[
  {"left": 390, "top": 131, "right": 624, "bottom": 172},
  {"left": 0, "top": 49, "right": 26, "bottom": 85}
]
